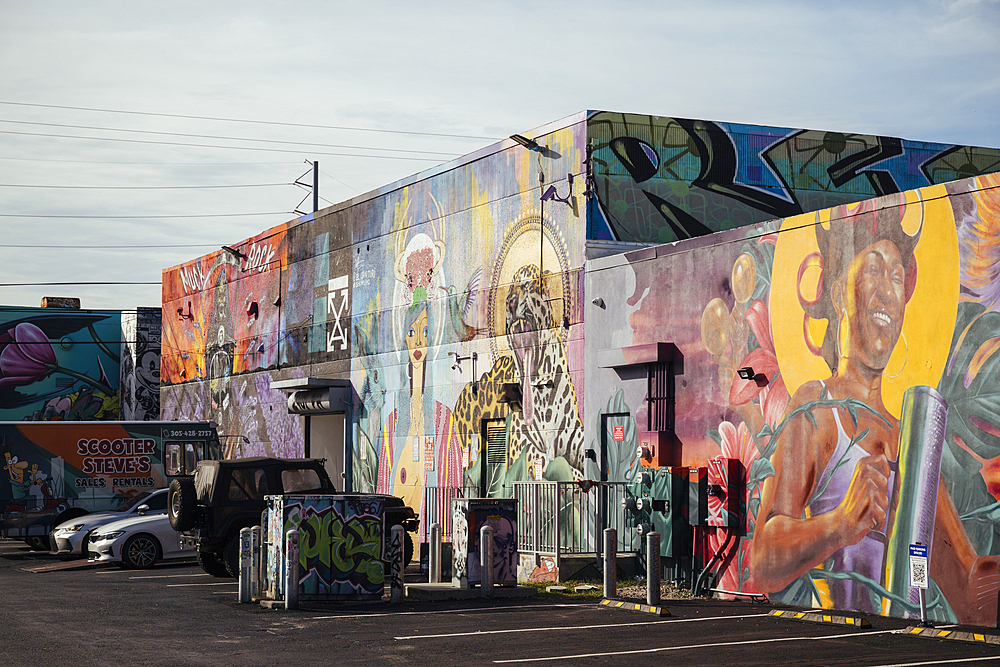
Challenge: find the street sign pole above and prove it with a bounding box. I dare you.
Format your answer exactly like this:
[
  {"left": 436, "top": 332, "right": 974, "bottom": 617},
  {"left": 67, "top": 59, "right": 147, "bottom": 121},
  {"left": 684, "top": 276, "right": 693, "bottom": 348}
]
[{"left": 909, "top": 543, "right": 932, "bottom": 628}]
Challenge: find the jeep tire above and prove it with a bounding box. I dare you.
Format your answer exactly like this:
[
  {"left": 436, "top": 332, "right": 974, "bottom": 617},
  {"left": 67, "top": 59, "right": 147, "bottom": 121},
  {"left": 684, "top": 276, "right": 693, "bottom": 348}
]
[
  {"left": 197, "top": 548, "right": 232, "bottom": 578},
  {"left": 223, "top": 532, "right": 242, "bottom": 578},
  {"left": 167, "top": 477, "right": 197, "bottom": 531}
]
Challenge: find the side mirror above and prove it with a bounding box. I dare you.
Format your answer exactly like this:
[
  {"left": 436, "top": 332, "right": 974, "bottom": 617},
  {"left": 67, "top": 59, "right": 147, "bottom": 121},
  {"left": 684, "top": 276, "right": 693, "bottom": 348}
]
[{"left": 136, "top": 504, "right": 150, "bottom": 516}]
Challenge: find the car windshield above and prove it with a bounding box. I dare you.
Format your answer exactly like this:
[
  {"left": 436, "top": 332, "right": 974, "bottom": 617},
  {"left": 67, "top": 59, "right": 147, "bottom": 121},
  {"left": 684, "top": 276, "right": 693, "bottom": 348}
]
[{"left": 119, "top": 491, "right": 154, "bottom": 512}]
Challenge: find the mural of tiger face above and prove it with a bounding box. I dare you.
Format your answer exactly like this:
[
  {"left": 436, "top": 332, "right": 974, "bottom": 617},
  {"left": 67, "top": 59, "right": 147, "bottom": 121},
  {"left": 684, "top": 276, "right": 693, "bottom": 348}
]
[{"left": 504, "top": 264, "right": 585, "bottom": 474}]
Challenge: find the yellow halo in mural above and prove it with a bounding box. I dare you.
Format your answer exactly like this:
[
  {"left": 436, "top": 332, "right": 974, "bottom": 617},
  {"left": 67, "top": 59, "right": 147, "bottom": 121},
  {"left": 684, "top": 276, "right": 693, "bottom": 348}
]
[
  {"left": 770, "top": 185, "right": 959, "bottom": 419},
  {"left": 487, "top": 211, "right": 570, "bottom": 363}
]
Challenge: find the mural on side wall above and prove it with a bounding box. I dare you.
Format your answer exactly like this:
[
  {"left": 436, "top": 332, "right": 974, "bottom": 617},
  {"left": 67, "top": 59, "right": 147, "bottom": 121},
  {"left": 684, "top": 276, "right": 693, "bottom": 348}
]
[
  {"left": 351, "top": 129, "right": 589, "bottom": 544},
  {"left": 120, "top": 307, "right": 161, "bottom": 421},
  {"left": 587, "top": 111, "right": 1000, "bottom": 245},
  {"left": 605, "top": 173, "right": 1000, "bottom": 624},
  {"left": 161, "top": 224, "right": 297, "bottom": 457},
  {"left": 0, "top": 310, "right": 122, "bottom": 421}
]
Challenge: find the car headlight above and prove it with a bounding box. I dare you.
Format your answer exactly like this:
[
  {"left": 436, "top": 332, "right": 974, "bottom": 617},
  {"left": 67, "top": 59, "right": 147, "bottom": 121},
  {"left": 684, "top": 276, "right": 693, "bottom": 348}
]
[
  {"left": 92, "top": 531, "right": 125, "bottom": 542},
  {"left": 62, "top": 524, "right": 87, "bottom": 533}
]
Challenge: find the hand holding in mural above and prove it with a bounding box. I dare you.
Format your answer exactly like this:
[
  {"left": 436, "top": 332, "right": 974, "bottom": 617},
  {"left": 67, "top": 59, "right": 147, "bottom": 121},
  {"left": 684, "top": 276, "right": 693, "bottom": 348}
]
[{"left": 838, "top": 451, "right": 890, "bottom": 542}]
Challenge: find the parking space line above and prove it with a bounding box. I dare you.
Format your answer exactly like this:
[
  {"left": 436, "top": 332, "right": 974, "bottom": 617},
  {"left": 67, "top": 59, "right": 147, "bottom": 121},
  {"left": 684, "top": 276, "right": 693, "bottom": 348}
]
[
  {"left": 395, "top": 613, "right": 772, "bottom": 640},
  {"left": 128, "top": 573, "right": 211, "bottom": 579},
  {"left": 166, "top": 582, "right": 240, "bottom": 587},
  {"left": 310, "top": 603, "right": 591, "bottom": 621},
  {"left": 492, "top": 629, "right": 896, "bottom": 663},
  {"left": 867, "top": 658, "right": 1000, "bottom": 667}
]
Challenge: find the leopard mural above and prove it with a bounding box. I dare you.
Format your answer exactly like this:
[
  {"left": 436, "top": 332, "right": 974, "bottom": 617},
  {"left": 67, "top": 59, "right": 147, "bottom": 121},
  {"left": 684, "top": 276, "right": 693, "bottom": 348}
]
[{"left": 504, "top": 264, "right": 585, "bottom": 476}]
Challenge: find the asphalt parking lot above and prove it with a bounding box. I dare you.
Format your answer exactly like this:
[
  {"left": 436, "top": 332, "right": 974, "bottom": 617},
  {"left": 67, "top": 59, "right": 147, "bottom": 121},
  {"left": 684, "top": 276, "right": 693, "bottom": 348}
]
[{"left": 4, "top": 539, "right": 1000, "bottom": 667}]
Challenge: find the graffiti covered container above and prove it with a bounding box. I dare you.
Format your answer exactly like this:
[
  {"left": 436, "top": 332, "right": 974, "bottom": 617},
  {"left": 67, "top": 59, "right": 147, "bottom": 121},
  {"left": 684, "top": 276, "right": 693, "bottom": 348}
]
[
  {"left": 451, "top": 498, "right": 518, "bottom": 588},
  {"left": 264, "top": 494, "right": 385, "bottom": 602}
]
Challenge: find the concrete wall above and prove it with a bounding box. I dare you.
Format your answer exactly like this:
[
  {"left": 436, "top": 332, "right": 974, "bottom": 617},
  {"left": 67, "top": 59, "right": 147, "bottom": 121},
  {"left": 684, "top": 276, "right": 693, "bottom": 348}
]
[{"left": 586, "top": 173, "right": 1000, "bottom": 626}]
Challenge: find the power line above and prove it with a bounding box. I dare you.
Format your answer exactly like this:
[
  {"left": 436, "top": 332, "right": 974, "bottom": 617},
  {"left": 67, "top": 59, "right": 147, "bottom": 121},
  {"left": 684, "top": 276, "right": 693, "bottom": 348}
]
[
  {"left": 0, "top": 100, "right": 498, "bottom": 141},
  {"left": 0, "top": 244, "right": 223, "bottom": 248},
  {"left": 0, "top": 182, "right": 290, "bottom": 190},
  {"left": 0, "top": 156, "right": 299, "bottom": 165},
  {"left": 0, "top": 129, "right": 449, "bottom": 161},
  {"left": 0, "top": 282, "right": 161, "bottom": 286},
  {"left": 0, "top": 212, "right": 289, "bottom": 219},
  {"left": 0, "top": 118, "right": 463, "bottom": 157}
]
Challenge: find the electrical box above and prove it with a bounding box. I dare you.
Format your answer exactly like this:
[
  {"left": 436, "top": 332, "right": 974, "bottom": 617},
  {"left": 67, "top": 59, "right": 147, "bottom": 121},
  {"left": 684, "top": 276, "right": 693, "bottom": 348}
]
[
  {"left": 626, "top": 466, "right": 690, "bottom": 558},
  {"left": 688, "top": 466, "right": 709, "bottom": 526},
  {"left": 707, "top": 457, "right": 741, "bottom": 528},
  {"left": 637, "top": 431, "right": 673, "bottom": 468}
]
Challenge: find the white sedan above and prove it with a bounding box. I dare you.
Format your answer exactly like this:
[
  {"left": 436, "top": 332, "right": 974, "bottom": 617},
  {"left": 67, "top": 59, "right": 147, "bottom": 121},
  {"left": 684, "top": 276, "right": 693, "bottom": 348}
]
[
  {"left": 50, "top": 488, "right": 169, "bottom": 556},
  {"left": 88, "top": 511, "right": 194, "bottom": 569}
]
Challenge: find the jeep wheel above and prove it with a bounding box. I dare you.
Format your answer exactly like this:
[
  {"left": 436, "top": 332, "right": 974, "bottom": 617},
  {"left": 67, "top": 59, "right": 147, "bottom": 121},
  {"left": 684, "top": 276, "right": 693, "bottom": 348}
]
[
  {"left": 223, "top": 533, "right": 242, "bottom": 578},
  {"left": 167, "top": 477, "right": 197, "bottom": 531},
  {"left": 404, "top": 532, "right": 414, "bottom": 568},
  {"left": 197, "top": 548, "right": 232, "bottom": 577}
]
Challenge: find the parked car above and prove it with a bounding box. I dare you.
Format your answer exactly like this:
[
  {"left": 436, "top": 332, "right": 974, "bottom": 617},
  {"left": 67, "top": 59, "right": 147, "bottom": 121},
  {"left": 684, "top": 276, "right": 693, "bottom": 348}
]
[
  {"left": 169, "top": 457, "right": 419, "bottom": 577},
  {"left": 49, "top": 488, "right": 168, "bottom": 556},
  {"left": 87, "top": 511, "right": 193, "bottom": 569}
]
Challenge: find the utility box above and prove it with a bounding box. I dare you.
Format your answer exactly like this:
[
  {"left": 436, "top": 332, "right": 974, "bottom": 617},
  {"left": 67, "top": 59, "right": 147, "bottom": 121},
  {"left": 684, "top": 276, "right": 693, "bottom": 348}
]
[
  {"left": 264, "top": 494, "right": 386, "bottom": 602},
  {"left": 626, "top": 467, "right": 690, "bottom": 558},
  {"left": 451, "top": 498, "right": 518, "bottom": 588}
]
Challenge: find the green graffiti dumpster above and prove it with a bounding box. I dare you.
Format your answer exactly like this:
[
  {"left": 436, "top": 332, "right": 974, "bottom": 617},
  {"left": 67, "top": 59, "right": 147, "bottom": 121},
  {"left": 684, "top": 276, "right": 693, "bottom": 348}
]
[{"left": 264, "top": 494, "right": 386, "bottom": 602}]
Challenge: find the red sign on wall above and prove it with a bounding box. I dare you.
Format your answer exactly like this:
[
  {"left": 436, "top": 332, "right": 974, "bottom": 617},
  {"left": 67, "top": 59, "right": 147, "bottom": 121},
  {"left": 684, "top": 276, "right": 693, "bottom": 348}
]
[
  {"left": 424, "top": 436, "right": 435, "bottom": 471},
  {"left": 613, "top": 425, "right": 625, "bottom": 441}
]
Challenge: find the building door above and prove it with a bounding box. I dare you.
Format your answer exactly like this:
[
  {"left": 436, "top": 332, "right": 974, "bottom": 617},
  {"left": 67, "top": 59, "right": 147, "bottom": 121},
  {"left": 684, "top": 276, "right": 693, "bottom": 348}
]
[
  {"left": 308, "top": 413, "right": 345, "bottom": 490},
  {"left": 481, "top": 418, "right": 507, "bottom": 498},
  {"left": 600, "top": 412, "right": 631, "bottom": 482}
]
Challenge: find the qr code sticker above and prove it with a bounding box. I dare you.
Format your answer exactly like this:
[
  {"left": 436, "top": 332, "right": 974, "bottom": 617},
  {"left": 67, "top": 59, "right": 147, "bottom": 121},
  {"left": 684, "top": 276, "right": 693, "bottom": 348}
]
[{"left": 910, "top": 556, "right": 928, "bottom": 588}]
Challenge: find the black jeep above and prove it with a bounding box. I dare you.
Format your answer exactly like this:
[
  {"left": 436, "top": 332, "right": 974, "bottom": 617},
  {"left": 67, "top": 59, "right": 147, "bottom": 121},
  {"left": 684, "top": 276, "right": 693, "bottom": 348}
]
[{"left": 167, "top": 457, "right": 418, "bottom": 577}]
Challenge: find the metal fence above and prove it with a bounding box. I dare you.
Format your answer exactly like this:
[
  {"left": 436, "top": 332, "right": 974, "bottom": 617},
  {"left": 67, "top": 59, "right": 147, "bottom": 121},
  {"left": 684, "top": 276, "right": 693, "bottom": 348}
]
[
  {"left": 513, "top": 481, "right": 635, "bottom": 573},
  {"left": 420, "top": 485, "right": 479, "bottom": 543}
]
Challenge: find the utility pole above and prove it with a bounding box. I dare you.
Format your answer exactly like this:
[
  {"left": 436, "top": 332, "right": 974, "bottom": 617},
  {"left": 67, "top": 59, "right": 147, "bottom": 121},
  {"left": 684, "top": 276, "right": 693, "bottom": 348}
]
[{"left": 313, "top": 160, "right": 319, "bottom": 213}]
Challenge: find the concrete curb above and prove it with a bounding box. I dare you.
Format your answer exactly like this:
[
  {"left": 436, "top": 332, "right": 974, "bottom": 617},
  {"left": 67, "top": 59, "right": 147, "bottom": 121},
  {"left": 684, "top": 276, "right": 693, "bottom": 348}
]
[
  {"left": 903, "top": 626, "right": 1000, "bottom": 645},
  {"left": 599, "top": 598, "right": 669, "bottom": 616},
  {"left": 769, "top": 609, "right": 870, "bottom": 627}
]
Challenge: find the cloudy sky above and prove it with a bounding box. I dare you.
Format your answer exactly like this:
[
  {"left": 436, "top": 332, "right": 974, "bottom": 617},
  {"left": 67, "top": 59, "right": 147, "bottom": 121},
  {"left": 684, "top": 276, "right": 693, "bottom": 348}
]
[{"left": 1, "top": 0, "right": 998, "bottom": 310}]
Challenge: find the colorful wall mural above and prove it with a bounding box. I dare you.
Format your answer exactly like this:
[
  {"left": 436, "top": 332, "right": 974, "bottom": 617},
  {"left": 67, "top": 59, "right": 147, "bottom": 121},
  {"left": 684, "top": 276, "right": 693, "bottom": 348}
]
[
  {"left": 587, "top": 111, "right": 1000, "bottom": 244},
  {"left": 0, "top": 305, "right": 156, "bottom": 421},
  {"left": 587, "top": 173, "right": 1000, "bottom": 625},
  {"left": 159, "top": 110, "right": 1000, "bottom": 624}
]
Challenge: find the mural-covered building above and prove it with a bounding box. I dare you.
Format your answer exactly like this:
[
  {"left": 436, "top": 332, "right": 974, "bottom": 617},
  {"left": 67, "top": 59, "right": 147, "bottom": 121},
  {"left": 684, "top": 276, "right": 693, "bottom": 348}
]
[
  {"left": 0, "top": 301, "right": 160, "bottom": 422},
  {"left": 161, "top": 110, "right": 1000, "bottom": 625}
]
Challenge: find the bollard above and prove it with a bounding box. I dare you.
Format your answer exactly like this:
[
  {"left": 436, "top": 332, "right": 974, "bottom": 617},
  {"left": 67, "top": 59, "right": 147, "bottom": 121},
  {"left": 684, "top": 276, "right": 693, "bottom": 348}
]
[
  {"left": 390, "top": 525, "right": 405, "bottom": 604},
  {"left": 480, "top": 525, "right": 494, "bottom": 598},
  {"left": 239, "top": 527, "right": 252, "bottom": 603},
  {"left": 646, "top": 531, "right": 661, "bottom": 606},
  {"left": 250, "top": 526, "right": 262, "bottom": 599},
  {"left": 603, "top": 528, "right": 617, "bottom": 599},
  {"left": 285, "top": 529, "right": 299, "bottom": 611},
  {"left": 429, "top": 522, "right": 442, "bottom": 584}
]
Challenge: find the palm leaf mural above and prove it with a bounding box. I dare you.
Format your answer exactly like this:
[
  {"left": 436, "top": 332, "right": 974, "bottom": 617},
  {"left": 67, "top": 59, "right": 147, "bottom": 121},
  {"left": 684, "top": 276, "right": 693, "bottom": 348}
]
[{"left": 937, "top": 301, "right": 1000, "bottom": 555}]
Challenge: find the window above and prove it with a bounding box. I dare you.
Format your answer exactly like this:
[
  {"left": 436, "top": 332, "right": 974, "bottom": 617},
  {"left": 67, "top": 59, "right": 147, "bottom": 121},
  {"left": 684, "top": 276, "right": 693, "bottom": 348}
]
[
  {"left": 228, "top": 469, "right": 269, "bottom": 500},
  {"left": 144, "top": 491, "right": 167, "bottom": 512},
  {"left": 281, "top": 469, "right": 323, "bottom": 493},
  {"left": 166, "top": 441, "right": 208, "bottom": 476}
]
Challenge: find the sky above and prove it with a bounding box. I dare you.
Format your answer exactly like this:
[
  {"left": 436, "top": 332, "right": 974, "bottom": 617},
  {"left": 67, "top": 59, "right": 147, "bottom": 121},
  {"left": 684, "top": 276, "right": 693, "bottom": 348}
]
[{"left": 1, "top": 0, "right": 998, "bottom": 310}]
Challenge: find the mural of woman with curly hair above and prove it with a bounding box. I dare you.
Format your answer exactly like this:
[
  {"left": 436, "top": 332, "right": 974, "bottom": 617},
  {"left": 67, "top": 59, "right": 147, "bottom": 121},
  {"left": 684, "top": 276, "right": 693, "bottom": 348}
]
[{"left": 752, "top": 193, "right": 1000, "bottom": 624}]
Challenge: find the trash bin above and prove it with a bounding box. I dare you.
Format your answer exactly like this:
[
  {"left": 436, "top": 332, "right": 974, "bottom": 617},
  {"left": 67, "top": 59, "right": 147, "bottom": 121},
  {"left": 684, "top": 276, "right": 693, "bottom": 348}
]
[
  {"left": 451, "top": 498, "right": 517, "bottom": 588},
  {"left": 264, "top": 494, "right": 386, "bottom": 602}
]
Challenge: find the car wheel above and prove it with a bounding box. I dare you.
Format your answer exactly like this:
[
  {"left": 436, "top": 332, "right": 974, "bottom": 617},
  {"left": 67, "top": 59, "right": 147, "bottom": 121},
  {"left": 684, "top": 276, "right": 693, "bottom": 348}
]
[
  {"left": 81, "top": 531, "right": 95, "bottom": 558},
  {"left": 167, "top": 477, "right": 197, "bottom": 531},
  {"left": 121, "top": 534, "right": 161, "bottom": 569},
  {"left": 223, "top": 533, "right": 242, "bottom": 578},
  {"left": 26, "top": 536, "right": 48, "bottom": 551}
]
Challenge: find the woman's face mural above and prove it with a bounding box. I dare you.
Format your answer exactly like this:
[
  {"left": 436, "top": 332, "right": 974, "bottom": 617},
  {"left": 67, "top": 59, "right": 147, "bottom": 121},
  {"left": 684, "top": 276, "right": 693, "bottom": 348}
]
[
  {"left": 406, "top": 307, "right": 429, "bottom": 364},
  {"left": 836, "top": 239, "right": 907, "bottom": 371}
]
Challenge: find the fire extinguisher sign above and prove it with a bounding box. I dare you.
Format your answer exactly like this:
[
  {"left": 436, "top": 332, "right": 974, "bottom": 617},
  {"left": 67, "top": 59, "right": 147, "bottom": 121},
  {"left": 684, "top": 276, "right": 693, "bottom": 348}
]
[{"left": 613, "top": 425, "right": 624, "bottom": 442}]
